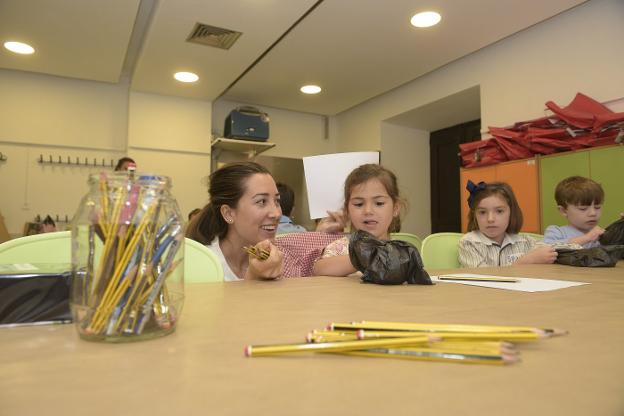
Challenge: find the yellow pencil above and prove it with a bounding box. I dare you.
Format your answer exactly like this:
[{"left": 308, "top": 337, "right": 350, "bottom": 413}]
[
  {"left": 306, "top": 330, "right": 359, "bottom": 343},
  {"left": 339, "top": 348, "right": 519, "bottom": 365},
  {"left": 357, "top": 330, "right": 542, "bottom": 342},
  {"left": 423, "top": 341, "right": 517, "bottom": 355},
  {"left": 244, "top": 246, "right": 270, "bottom": 260},
  {"left": 245, "top": 335, "right": 434, "bottom": 357},
  {"left": 330, "top": 321, "right": 568, "bottom": 336}
]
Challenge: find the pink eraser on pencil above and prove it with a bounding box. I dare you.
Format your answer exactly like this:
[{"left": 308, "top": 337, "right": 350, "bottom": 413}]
[
  {"left": 327, "top": 323, "right": 335, "bottom": 330},
  {"left": 244, "top": 346, "right": 252, "bottom": 357},
  {"left": 357, "top": 329, "right": 364, "bottom": 340}
]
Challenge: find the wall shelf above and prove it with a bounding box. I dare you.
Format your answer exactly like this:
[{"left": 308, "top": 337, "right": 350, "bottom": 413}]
[
  {"left": 211, "top": 137, "right": 275, "bottom": 158},
  {"left": 210, "top": 137, "right": 276, "bottom": 172}
]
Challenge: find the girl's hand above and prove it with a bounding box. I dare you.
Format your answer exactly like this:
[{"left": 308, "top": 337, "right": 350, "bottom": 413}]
[
  {"left": 517, "top": 246, "right": 558, "bottom": 264},
  {"left": 315, "top": 210, "right": 346, "bottom": 233},
  {"left": 246, "top": 240, "right": 283, "bottom": 280}
]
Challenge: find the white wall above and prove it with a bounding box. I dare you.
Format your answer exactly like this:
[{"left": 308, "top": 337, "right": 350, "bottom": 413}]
[
  {"left": 0, "top": 69, "right": 128, "bottom": 150},
  {"left": 128, "top": 92, "right": 213, "bottom": 217},
  {"left": 380, "top": 123, "right": 431, "bottom": 237},
  {"left": 0, "top": 71, "right": 213, "bottom": 235},
  {"left": 336, "top": 0, "right": 624, "bottom": 235}
]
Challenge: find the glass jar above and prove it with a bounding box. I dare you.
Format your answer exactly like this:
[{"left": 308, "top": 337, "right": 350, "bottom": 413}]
[{"left": 70, "top": 172, "right": 184, "bottom": 342}]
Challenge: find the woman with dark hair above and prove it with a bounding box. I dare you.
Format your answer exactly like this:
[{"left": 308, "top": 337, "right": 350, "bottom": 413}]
[{"left": 186, "top": 161, "right": 283, "bottom": 281}]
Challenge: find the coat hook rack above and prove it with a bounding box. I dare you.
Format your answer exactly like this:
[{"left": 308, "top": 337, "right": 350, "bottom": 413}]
[{"left": 37, "top": 154, "right": 117, "bottom": 169}]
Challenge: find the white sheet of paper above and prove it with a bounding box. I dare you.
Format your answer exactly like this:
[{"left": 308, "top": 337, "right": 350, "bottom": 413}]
[
  {"left": 430, "top": 273, "right": 589, "bottom": 292},
  {"left": 303, "top": 152, "right": 380, "bottom": 219}
]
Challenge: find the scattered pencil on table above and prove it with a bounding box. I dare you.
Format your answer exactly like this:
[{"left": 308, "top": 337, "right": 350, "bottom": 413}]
[
  {"left": 438, "top": 275, "right": 519, "bottom": 283},
  {"left": 244, "top": 246, "right": 270, "bottom": 260},
  {"left": 245, "top": 320, "right": 568, "bottom": 365}
]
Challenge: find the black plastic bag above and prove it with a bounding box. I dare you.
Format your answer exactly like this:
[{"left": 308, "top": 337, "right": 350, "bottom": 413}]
[
  {"left": 555, "top": 245, "right": 624, "bottom": 268},
  {"left": 0, "top": 270, "right": 71, "bottom": 324},
  {"left": 348, "top": 230, "right": 432, "bottom": 285},
  {"left": 599, "top": 217, "right": 624, "bottom": 246}
]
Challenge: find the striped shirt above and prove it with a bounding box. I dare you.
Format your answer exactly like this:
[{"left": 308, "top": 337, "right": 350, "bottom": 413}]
[{"left": 458, "top": 231, "right": 536, "bottom": 268}]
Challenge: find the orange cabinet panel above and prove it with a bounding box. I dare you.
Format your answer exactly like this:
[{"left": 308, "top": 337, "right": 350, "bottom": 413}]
[
  {"left": 459, "top": 158, "right": 540, "bottom": 233},
  {"left": 497, "top": 159, "right": 540, "bottom": 233}
]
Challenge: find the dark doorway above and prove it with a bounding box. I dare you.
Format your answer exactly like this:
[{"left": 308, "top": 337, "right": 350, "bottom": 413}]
[{"left": 430, "top": 119, "right": 481, "bottom": 232}]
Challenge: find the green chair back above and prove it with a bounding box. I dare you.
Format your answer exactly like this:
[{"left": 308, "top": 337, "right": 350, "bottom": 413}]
[
  {"left": 521, "top": 232, "right": 544, "bottom": 241},
  {"left": 184, "top": 238, "right": 224, "bottom": 283},
  {"left": 390, "top": 232, "right": 423, "bottom": 252},
  {"left": 0, "top": 231, "right": 71, "bottom": 264},
  {"left": 420, "top": 232, "right": 463, "bottom": 270}
]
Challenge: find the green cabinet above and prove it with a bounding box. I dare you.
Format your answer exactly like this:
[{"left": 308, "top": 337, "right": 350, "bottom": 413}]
[
  {"left": 539, "top": 145, "right": 623, "bottom": 231},
  {"left": 590, "top": 145, "right": 624, "bottom": 226}
]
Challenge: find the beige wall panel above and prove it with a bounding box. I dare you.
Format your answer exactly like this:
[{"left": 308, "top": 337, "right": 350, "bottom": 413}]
[
  {"left": 127, "top": 148, "right": 211, "bottom": 222},
  {"left": 128, "top": 92, "right": 212, "bottom": 154},
  {"left": 380, "top": 123, "right": 431, "bottom": 238},
  {"left": 0, "top": 69, "right": 128, "bottom": 150}
]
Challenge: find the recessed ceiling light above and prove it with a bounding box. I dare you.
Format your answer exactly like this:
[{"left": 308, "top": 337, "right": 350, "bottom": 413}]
[
  {"left": 300, "top": 85, "right": 321, "bottom": 94},
  {"left": 410, "top": 11, "right": 441, "bottom": 28},
  {"left": 4, "top": 41, "right": 35, "bottom": 54},
  {"left": 174, "top": 71, "right": 199, "bottom": 83}
]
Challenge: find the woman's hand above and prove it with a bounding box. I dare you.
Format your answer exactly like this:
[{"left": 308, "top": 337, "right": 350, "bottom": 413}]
[
  {"left": 246, "top": 239, "right": 283, "bottom": 280},
  {"left": 516, "top": 246, "right": 558, "bottom": 264},
  {"left": 315, "top": 210, "right": 346, "bottom": 233}
]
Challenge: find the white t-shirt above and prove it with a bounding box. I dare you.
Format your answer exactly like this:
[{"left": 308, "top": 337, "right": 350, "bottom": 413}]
[{"left": 206, "top": 238, "right": 242, "bottom": 282}]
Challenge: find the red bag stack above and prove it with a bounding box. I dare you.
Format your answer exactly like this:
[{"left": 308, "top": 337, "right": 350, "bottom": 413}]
[{"left": 460, "top": 92, "right": 624, "bottom": 168}]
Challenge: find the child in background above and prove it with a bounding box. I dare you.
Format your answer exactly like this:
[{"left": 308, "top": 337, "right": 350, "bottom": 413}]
[
  {"left": 543, "top": 176, "right": 605, "bottom": 248},
  {"left": 313, "top": 164, "right": 403, "bottom": 276},
  {"left": 276, "top": 182, "right": 307, "bottom": 234},
  {"left": 459, "top": 181, "right": 557, "bottom": 267}
]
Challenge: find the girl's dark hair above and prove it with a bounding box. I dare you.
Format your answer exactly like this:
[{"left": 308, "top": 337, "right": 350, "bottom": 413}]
[
  {"left": 186, "top": 161, "right": 272, "bottom": 244},
  {"left": 343, "top": 164, "right": 405, "bottom": 233},
  {"left": 114, "top": 157, "right": 135, "bottom": 171},
  {"left": 467, "top": 182, "right": 523, "bottom": 234}
]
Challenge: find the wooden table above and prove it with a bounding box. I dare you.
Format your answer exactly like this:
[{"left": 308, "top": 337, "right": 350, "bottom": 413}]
[{"left": 2, "top": 264, "right": 623, "bottom": 415}]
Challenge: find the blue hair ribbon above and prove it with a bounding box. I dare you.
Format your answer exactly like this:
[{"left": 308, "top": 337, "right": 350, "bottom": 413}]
[{"left": 466, "top": 180, "right": 487, "bottom": 209}]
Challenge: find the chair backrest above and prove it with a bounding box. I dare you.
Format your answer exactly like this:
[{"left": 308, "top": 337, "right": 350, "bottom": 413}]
[
  {"left": 184, "top": 238, "right": 224, "bottom": 283},
  {"left": 0, "top": 231, "right": 71, "bottom": 264},
  {"left": 420, "top": 232, "right": 463, "bottom": 270},
  {"left": 0, "top": 233, "right": 224, "bottom": 283},
  {"left": 390, "top": 232, "right": 423, "bottom": 252},
  {"left": 521, "top": 232, "right": 544, "bottom": 242}
]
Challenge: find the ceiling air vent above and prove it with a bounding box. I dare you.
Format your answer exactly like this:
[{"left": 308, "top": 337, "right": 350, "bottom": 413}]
[{"left": 186, "top": 22, "right": 242, "bottom": 50}]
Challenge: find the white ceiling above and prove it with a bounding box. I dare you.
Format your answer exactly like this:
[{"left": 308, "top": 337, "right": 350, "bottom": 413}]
[{"left": 0, "top": 0, "right": 587, "bottom": 116}]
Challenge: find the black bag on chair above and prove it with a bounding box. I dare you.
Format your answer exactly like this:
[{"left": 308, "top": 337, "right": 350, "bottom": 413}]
[
  {"left": 348, "top": 230, "right": 432, "bottom": 285},
  {"left": 555, "top": 245, "right": 624, "bottom": 268}
]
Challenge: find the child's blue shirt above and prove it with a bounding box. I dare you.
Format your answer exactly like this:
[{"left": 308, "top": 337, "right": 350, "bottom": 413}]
[{"left": 543, "top": 225, "right": 601, "bottom": 248}]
